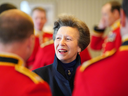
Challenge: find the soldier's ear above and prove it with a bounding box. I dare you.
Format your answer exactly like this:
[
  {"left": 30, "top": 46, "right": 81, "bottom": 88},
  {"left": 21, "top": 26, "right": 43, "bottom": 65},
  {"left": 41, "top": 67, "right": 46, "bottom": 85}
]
[
  {"left": 120, "top": 9, "right": 126, "bottom": 27},
  {"left": 27, "top": 34, "right": 35, "bottom": 52},
  {"left": 113, "top": 9, "right": 119, "bottom": 18}
]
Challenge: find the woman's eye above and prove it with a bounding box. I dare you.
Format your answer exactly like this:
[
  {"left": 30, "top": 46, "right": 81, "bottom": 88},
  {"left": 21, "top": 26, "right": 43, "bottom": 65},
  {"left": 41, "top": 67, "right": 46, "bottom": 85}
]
[
  {"left": 56, "top": 37, "right": 61, "bottom": 40},
  {"left": 66, "top": 38, "right": 71, "bottom": 40}
]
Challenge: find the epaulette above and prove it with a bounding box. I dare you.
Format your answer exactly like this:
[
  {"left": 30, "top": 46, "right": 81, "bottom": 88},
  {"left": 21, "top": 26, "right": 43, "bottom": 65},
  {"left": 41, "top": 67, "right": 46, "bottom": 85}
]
[
  {"left": 40, "top": 39, "right": 54, "bottom": 48},
  {"left": 119, "top": 45, "right": 128, "bottom": 51},
  {"left": 15, "top": 65, "right": 44, "bottom": 84},
  {"left": 111, "top": 19, "right": 120, "bottom": 31},
  {"left": 0, "top": 53, "right": 44, "bottom": 84},
  {"left": 80, "top": 49, "right": 116, "bottom": 72}
]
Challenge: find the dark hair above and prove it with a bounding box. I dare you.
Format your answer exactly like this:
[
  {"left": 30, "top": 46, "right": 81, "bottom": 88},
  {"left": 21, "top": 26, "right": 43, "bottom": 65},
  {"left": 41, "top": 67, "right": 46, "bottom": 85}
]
[
  {"left": 108, "top": 1, "right": 121, "bottom": 13},
  {"left": 53, "top": 15, "right": 90, "bottom": 51},
  {"left": 0, "top": 3, "right": 17, "bottom": 14},
  {"left": 0, "top": 10, "right": 34, "bottom": 44},
  {"left": 31, "top": 7, "right": 46, "bottom": 15},
  {"left": 122, "top": 0, "right": 128, "bottom": 17}
]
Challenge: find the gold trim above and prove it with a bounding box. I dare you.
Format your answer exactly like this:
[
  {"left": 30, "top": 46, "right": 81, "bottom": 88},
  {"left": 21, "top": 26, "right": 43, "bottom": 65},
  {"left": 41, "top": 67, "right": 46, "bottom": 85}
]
[
  {"left": 40, "top": 39, "right": 54, "bottom": 48},
  {"left": 15, "top": 65, "right": 44, "bottom": 84},
  {"left": 80, "top": 49, "right": 116, "bottom": 72},
  {"left": 0, "top": 62, "right": 15, "bottom": 66},
  {"left": 111, "top": 19, "right": 120, "bottom": 31},
  {"left": 34, "top": 30, "right": 43, "bottom": 37},
  {"left": 119, "top": 46, "right": 128, "bottom": 51}
]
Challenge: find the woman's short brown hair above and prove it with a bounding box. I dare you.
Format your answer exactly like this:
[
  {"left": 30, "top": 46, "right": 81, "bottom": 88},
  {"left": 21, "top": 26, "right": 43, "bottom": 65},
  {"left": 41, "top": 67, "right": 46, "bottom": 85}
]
[{"left": 53, "top": 15, "right": 90, "bottom": 51}]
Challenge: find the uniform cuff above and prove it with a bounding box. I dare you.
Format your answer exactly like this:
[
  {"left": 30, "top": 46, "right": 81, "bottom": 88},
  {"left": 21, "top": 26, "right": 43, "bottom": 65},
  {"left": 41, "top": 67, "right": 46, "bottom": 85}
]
[{"left": 94, "top": 26, "right": 105, "bottom": 33}]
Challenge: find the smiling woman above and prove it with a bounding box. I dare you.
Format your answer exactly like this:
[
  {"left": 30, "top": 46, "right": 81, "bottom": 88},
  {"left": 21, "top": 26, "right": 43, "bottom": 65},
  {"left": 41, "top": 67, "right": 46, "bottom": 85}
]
[
  {"left": 33, "top": 15, "right": 90, "bottom": 96},
  {"left": 55, "top": 26, "right": 81, "bottom": 63}
]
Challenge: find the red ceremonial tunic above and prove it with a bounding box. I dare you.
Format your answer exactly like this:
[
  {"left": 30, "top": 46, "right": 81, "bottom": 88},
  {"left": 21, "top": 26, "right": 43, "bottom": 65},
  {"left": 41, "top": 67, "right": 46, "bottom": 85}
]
[
  {"left": 73, "top": 40, "right": 128, "bottom": 96},
  {"left": 0, "top": 53, "right": 51, "bottom": 96},
  {"left": 26, "top": 32, "right": 53, "bottom": 69},
  {"left": 90, "top": 20, "right": 121, "bottom": 53}
]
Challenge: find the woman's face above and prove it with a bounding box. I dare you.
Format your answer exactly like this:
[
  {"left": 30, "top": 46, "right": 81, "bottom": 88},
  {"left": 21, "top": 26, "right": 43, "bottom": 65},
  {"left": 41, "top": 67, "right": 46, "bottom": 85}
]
[{"left": 54, "top": 26, "right": 81, "bottom": 63}]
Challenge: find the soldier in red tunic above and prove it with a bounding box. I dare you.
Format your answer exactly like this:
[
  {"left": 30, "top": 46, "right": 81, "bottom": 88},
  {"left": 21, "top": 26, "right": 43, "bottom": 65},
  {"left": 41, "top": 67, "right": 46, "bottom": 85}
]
[
  {"left": 73, "top": 0, "right": 128, "bottom": 95},
  {"left": 0, "top": 9, "right": 51, "bottom": 96},
  {"left": 27, "top": 7, "right": 53, "bottom": 69},
  {"left": 90, "top": 1, "right": 121, "bottom": 53}
]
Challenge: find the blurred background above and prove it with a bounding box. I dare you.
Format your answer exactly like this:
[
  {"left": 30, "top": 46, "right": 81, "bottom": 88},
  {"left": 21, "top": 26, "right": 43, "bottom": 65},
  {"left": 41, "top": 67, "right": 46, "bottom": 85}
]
[{"left": 0, "top": 0, "right": 122, "bottom": 58}]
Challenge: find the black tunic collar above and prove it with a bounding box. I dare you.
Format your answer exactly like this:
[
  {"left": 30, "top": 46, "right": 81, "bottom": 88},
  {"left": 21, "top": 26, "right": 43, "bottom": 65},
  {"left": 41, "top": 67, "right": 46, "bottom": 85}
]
[
  {"left": 0, "top": 56, "right": 18, "bottom": 64},
  {"left": 0, "top": 53, "right": 24, "bottom": 66},
  {"left": 122, "top": 41, "right": 128, "bottom": 46}
]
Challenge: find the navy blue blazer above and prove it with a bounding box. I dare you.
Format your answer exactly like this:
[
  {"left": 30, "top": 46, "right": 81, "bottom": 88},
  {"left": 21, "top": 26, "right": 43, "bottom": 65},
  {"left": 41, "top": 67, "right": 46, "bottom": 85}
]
[{"left": 33, "top": 54, "right": 81, "bottom": 96}]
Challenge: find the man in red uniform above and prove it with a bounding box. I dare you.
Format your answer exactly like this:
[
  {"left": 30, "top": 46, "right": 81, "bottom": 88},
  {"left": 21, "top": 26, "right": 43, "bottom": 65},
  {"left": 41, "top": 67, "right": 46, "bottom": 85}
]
[
  {"left": 31, "top": 7, "right": 53, "bottom": 44},
  {"left": 0, "top": 9, "right": 51, "bottom": 96},
  {"left": 27, "top": 7, "right": 53, "bottom": 69},
  {"left": 73, "top": 0, "right": 128, "bottom": 95},
  {"left": 90, "top": 1, "right": 121, "bottom": 53}
]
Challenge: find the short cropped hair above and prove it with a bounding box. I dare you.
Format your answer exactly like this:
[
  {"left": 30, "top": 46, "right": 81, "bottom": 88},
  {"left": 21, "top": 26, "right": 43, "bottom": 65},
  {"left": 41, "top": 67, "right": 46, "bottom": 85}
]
[
  {"left": 53, "top": 15, "right": 90, "bottom": 51},
  {"left": 107, "top": 1, "right": 121, "bottom": 13},
  {"left": 0, "top": 3, "right": 17, "bottom": 14},
  {"left": 0, "top": 10, "right": 34, "bottom": 44},
  {"left": 122, "top": 0, "right": 128, "bottom": 17},
  {"left": 31, "top": 7, "right": 46, "bottom": 15}
]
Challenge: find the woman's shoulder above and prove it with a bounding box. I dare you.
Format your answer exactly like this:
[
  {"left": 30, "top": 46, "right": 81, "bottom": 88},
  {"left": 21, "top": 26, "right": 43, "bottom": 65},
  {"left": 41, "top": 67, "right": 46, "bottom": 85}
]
[
  {"left": 33, "top": 64, "right": 53, "bottom": 75},
  {"left": 33, "top": 64, "right": 53, "bottom": 82},
  {"left": 33, "top": 64, "right": 54, "bottom": 84}
]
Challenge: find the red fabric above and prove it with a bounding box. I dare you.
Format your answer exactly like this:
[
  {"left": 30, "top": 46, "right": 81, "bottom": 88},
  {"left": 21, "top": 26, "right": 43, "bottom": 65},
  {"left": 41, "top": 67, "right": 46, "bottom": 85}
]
[
  {"left": 103, "top": 27, "right": 121, "bottom": 53},
  {"left": 90, "top": 27, "right": 121, "bottom": 53},
  {"left": 32, "top": 43, "right": 55, "bottom": 70},
  {"left": 0, "top": 65, "right": 51, "bottom": 96},
  {"left": 32, "top": 44, "right": 91, "bottom": 70},
  {"left": 26, "top": 33, "right": 53, "bottom": 68},
  {"left": 42, "top": 33, "right": 53, "bottom": 43},
  {"left": 80, "top": 48, "right": 91, "bottom": 64},
  {"left": 90, "top": 35, "right": 105, "bottom": 50},
  {"left": 73, "top": 49, "right": 128, "bottom": 96}
]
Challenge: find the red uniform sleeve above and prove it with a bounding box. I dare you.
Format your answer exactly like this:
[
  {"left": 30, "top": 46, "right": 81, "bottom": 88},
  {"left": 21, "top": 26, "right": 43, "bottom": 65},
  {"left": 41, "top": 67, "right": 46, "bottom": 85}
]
[
  {"left": 31, "top": 44, "right": 55, "bottom": 70},
  {"left": 90, "top": 35, "right": 105, "bottom": 50},
  {"left": 90, "top": 27, "right": 121, "bottom": 53},
  {"left": 80, "top": 48, "right": 91, "bottom": 64}
]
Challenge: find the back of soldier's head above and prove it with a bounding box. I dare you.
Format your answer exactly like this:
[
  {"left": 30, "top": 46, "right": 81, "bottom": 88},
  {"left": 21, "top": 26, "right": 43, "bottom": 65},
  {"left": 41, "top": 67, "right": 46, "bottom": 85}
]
[
  {"left": 0, "top": 9, "right": 34, "bottom": 44},
  {"left": 122, "top": 0, "right": 128, "bottom": 18},
  {"left": 0, "top": 3, "right": 17, "bottom": 14}
]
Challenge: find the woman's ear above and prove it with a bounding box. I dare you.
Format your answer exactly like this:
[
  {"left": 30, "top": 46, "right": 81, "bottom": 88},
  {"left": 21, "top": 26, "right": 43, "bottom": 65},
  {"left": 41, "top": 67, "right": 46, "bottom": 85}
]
[
  {"left": 77, "top": 47, "right": 81, "bottom": 53},
  {"left": 120, "top": 9, "right": 126, "bottom": 27}
]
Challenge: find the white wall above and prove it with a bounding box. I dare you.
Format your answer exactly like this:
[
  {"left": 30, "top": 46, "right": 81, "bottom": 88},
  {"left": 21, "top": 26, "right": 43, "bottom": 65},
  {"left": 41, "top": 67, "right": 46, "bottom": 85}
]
[{"left": 0, "top": 0, "right": 122, "bottom": 57}]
